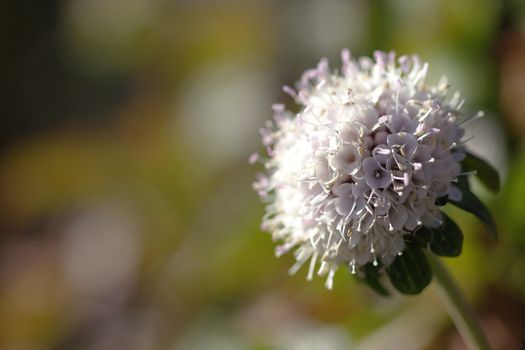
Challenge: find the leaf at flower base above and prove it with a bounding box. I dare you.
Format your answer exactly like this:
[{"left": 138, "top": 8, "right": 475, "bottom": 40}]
[
  {"left": 435, "top": 195, "right": 448, "bottom": 206},
  {"left": 456, "top": 172, "right": 470, "bottom": 191},
  {"left": 362, "top": 262, "right": 390, "bottom": 296},
  {"left": 386, "top": 245, "right": 432, "bottom": 295},
  {"left": 404, "top": 227, "right": 432, "bottom": 248},
  {"left": 450, "top": 187, "right": 497, "bottom": 240},
  {"left": 463, "top": 152, "right": 500, "bottom": 192},
  {"left": 429, "top": 213, "right": 463, "bottom": 257}
]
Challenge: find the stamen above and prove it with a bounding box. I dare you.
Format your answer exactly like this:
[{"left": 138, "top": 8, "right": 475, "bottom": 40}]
[
  {"left": 325, "top": 267, "right": 336, "bottom": 289},
  {"left": 459, "top": 135, "right": 475, "bottom": 144},
  {"left": 307, "top": 252, "right": 318, "bottom": 281},
  {"left": 459, "top": 111, "right": 484, "bottom": 126},
  {"left": 282, "top": 85, "right": 296, "bottom": 97},
  {"left": 317, "top": 261, "right": 329, "bottom": 275},
  {"left": 350, "top": 260, "right": 356, "bottom": 274},
  {"left": 457, "top": 171, "right": 477, "bottom": 177}
]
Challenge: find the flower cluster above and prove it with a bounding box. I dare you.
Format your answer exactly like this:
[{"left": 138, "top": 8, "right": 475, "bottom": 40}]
[{"left": 253, "top": 50, "right": 474, "bottom": 289}]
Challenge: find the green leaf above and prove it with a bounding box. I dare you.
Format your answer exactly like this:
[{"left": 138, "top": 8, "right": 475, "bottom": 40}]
[
  {"left": 404, "top": 227, "right": 432, "bottom": 248},
  {"left": 463, "top": 152, "right": 500, "bottom": 192},
  {"left": 362, "top": 262, "right": 390, "bottom": 296},
  {"left": 456, "top": 172, "right": 470, "bottom": 191},
  {"left": 386, "top": 245, "right": 433, "bottom": 295},
  {"left": 429, "top": 213, "right": 463, "bottom": 257},
  {"left": 435, "top": 195, "right": 448, "bottom": 206},
  {"left": 450, "top": 187, "right": 497, "bottom": 240}
]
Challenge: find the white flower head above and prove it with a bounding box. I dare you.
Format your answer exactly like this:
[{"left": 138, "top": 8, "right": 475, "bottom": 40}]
[{"left": 253, "top": 50, "right": 474, "bottom": 289}]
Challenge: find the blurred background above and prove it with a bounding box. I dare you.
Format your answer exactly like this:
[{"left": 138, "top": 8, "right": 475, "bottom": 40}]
[{"left": 1, "top": 0, "right": 525, "bottom": 349}]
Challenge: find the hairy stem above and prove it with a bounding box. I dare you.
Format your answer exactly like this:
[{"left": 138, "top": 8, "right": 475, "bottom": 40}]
[{"left": 426, "top": 252, "right": 491, "bottom": 350}]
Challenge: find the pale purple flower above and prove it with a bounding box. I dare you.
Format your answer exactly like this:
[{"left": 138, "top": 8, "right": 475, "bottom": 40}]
[
  {"left": 253, "top": 50, "right": 472, "bottom": 289},
  {"left": 362, "top": 157, "right": 392, "bottom": 189}
]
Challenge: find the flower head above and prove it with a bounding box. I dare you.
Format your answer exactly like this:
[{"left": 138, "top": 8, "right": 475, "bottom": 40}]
[{"left": 253, "top": 50, "right": 476, "bottom": 289}]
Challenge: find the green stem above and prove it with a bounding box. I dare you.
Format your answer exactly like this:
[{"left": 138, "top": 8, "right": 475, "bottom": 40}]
[{"left": 426, "top": 252, "right": 491, "bottom": 350}]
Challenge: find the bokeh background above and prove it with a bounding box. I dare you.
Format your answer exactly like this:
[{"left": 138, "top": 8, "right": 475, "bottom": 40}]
[{"left": 1, "top": 0, "right": 525, "bottom": 349}]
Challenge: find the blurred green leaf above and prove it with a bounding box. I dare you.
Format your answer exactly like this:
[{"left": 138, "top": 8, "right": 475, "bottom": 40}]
[
  {"left": 386, "top": 245, "right": 432, "bottom": 295},
  {"left": 463, "top": 152, "right": 500, "bottom": 192},
  {"left": 429, "top": 213, "right": 463, "bottom": 257},
  {"left": 450, "top": 185, "right": 497, "bottom": 240},
  {"left": 361, "top": 262, "right": 390, "bottom": 296}
]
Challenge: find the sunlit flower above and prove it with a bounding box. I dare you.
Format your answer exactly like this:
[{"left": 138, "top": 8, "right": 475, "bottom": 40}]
[{"left": 253, "top": 50, "right": 475, "bottom": 289}]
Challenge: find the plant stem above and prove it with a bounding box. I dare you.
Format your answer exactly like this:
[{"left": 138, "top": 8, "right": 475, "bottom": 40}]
[{"left": 426, "top": 252, "right": 492, "bottom": 350}]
